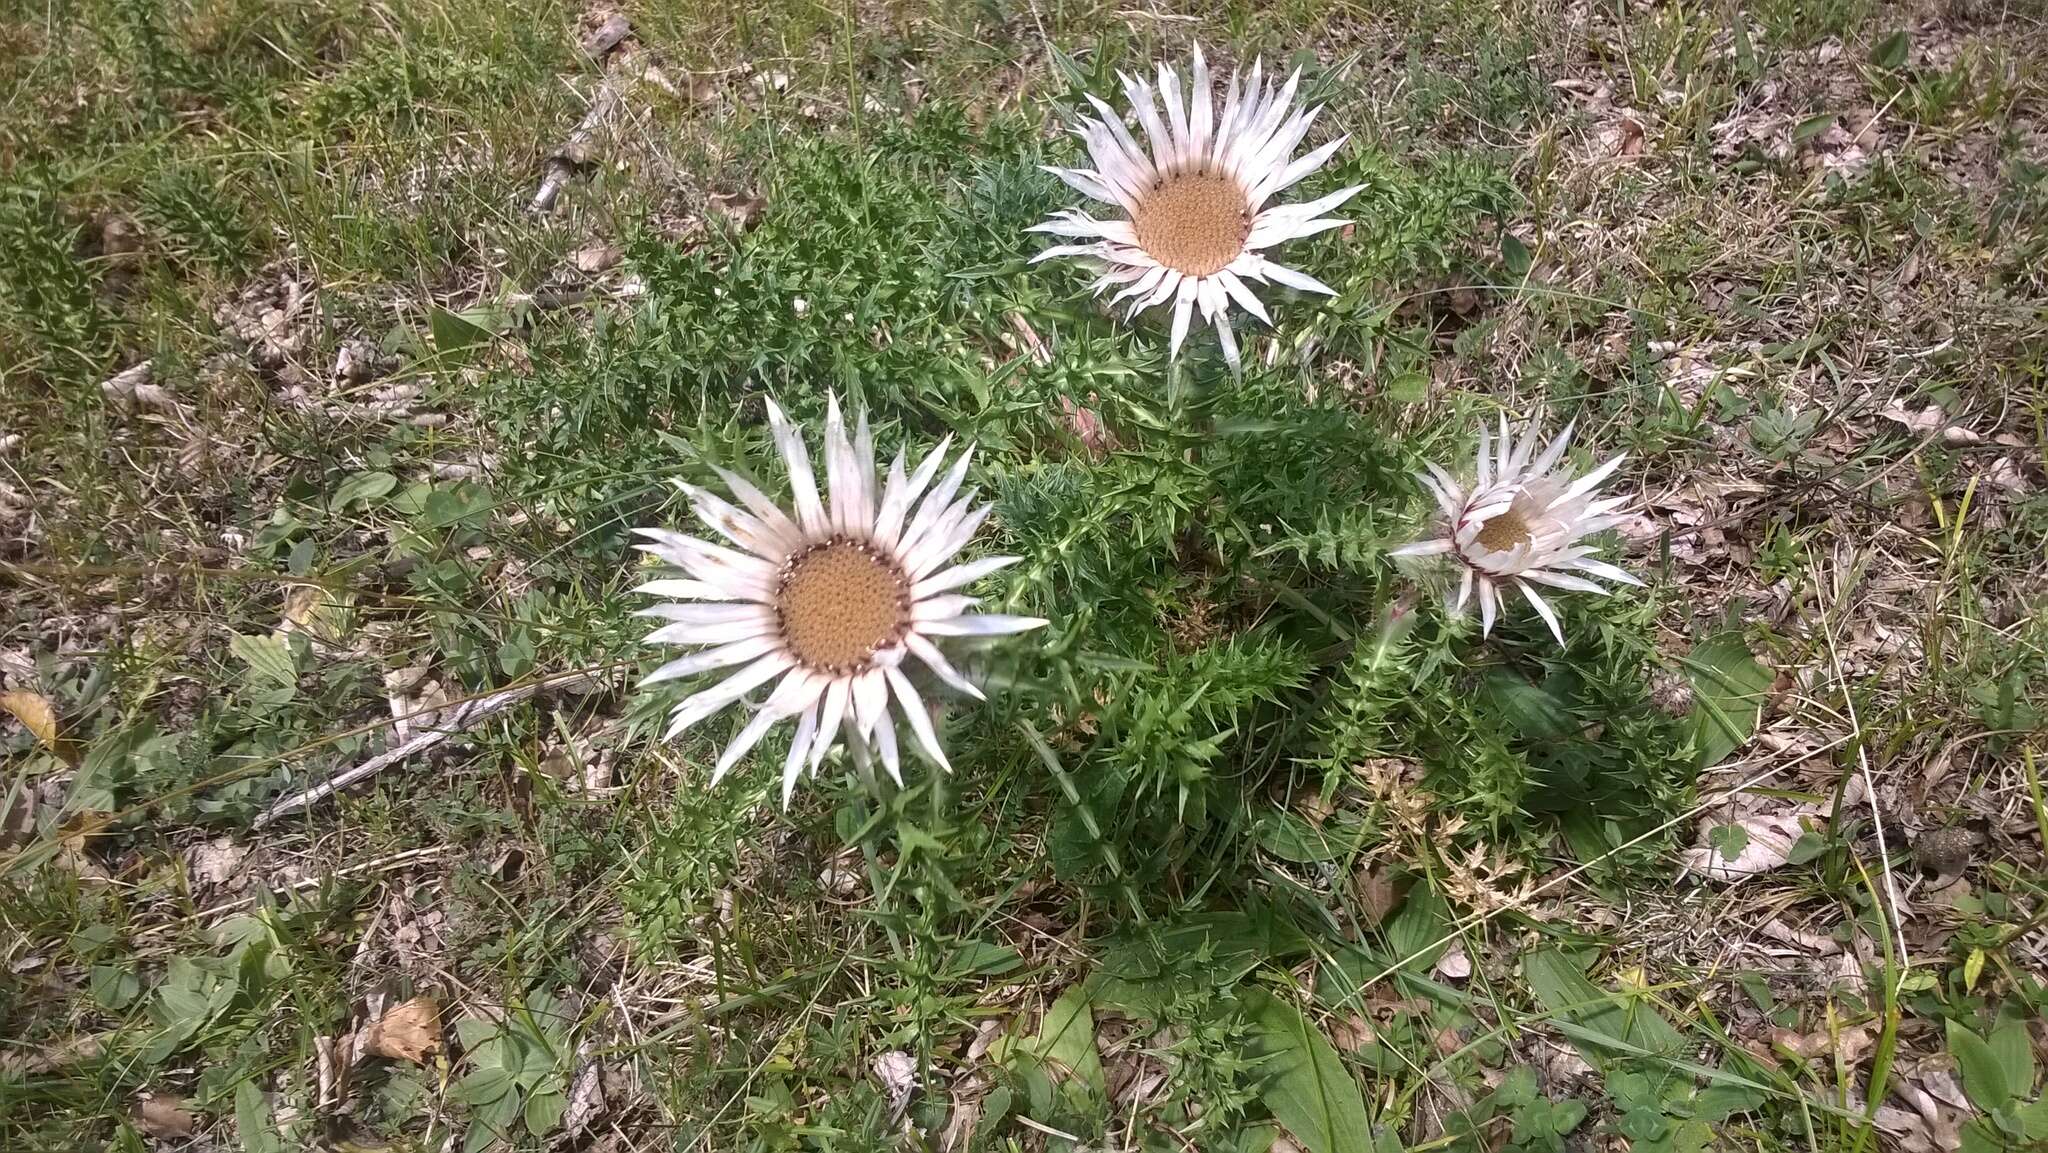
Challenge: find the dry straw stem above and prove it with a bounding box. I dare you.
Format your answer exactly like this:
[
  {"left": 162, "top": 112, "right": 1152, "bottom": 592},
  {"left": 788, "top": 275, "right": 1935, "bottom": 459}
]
[{"left": 255, "top": 667, "right": 604, "bottom": 827}]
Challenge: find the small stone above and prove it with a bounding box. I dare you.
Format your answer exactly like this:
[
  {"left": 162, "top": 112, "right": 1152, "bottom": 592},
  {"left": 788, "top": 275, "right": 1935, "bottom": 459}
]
[
  {"left": 573, "top": 243, "right": 623, "bottom": 274},
  {"left": 1913, "top": 825, "right": 1975, "bottom": 879}
]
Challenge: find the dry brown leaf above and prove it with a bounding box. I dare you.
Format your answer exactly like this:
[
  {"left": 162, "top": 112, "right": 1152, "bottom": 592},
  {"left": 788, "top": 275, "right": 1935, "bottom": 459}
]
[
  {"left": 1879, "top": 402, "right": 1966, "bottom": 439},
  {"left": 1679, "top": 805, "right": 1820, "bottom": 881},
  {"left": 562, "top": 1040, "right": 606, "bottom": 1139},
  {"left": 573, "top": 244, "right": 623, "bottom": 274},
  {"left": 1, "top": 689, "right": 74, "bottom": 765},
  {"left": 188, "top": 837, "right": 248, "bottom": 886},
  {"left": 1771, "top": 1022, "right": 1872, "bottom": 1063},
  {"left": 1, "top": 1032, "right": 106, "bottom": 1075},
  {"left": 1873, "top": 1104, "right": 1958, "bottom": 1153},
  {"left": 710, "top": 191, "right": 765, "bottom": 230},
  {"left": 872, "top": 1050, "right": 918, "bottom": 1119},
  {"left": 1435, "top": 944, "right": 1473, "bottom": 981},
  {"left": 1350, "top": 864, "right": 1407, "bottom": 929},
  {"left": 364, "top": 996, "right": 442, "bottom": 1064},
  {"left": 938, "top": 1086, "right": 983, "bottom": 1152},
  {"left": 965, "top": 1018, "right": 1004, "bottom": 1062},
  {"left": 134, "top": 1095, "right": 197, "bottom": 1138},
  {"left": 1327, "top": 1014, "right": 1378, "bottom": 1052}
]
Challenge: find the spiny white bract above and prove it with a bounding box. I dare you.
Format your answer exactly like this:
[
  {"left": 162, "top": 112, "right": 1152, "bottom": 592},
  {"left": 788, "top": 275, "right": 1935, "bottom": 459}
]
[
  {"left": 1029, "top": 45, "right": 1360, "bottom": 372},
  {"left": 634, "top": 396, "right": 1047, "bottom": 806},
  {"left": 1391, "top": 413, "right": 1642, "bottom": 645}
]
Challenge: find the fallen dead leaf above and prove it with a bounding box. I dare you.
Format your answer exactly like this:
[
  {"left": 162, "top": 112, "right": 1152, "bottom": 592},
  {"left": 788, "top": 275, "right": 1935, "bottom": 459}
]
[
  {"left": 562, "top": 1039, "right": 605, "bottom": 1139},
  {"left": 818, "top": 856, "right": 863, "bottom": 898},
  {"left": 873, "top": 1050, "right": 918, "bottom": 1119},
  {"left": 1873, "top": 1104, "right": 1957, "bottom": 1153},
  {"left": 363, "top": 996, "right": 442, "bottom": 1064},
  {"left": 710, "top": 191, "right": 765, "bottom": 231},
  {"left": 187, "top": 837, "right": 247, "bottom": 886},
  {"left": 1770, "top": 1022, "right": 1873, "bottom": 1064},
  {"left": 1679, "top": 804, "right": 1820, "bottom": 882},
  {"left": 1350, "top": 864, "right": 1408, "bottom": 929},
  {"left": 1759, "top": 918, "right": 1841, "bottom": 954},
  {"left": 134, "top": 1094, "right": 197, "bottom": 1138},
  {"left": 1880, "top": 401, "right": 1977, "bottom": 443},
  {"left": 1327, "top": 1014, "right": 1378, "bottom": 1052},
  {"left": 938, "top": 1084, "right": 983, "bottom": 1152},
  {"left": 1435, "top": 943, "right": 1473, "bottom": 981},
  {"left": 965, "top": 1018, "right": 1004, "bottom": 1062},
  {"left": 0, "top": 689, "right": 74, "bottom": 765},
  {"left": 1, "top": 1032, "right": 106, "bottom": 1075},
  {"left": 573, "top": 243, "right": 623, "bottom": 274}
]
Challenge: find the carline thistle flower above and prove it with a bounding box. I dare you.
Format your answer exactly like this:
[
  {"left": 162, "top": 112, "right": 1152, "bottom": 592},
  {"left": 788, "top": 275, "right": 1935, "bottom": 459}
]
[
  {"left": 1392, "top": 413, "right": 1642, "bottom": 644},
  {"left": 1028, "top": 45, "right": 1360, "bottom": 372},
  {"left": 634, "top": 397, "right": 1047, "bottom": 806}
]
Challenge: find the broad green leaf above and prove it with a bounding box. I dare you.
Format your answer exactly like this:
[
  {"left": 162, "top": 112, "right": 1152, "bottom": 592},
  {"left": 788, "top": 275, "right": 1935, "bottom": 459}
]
[
  {"left": 455, "top": 1017, "right": 499, "bottom": 1053},
  {"left": 332, "top": 470, "right": 397, "bottom": 510},
  {"left": 2014, "top": 1094, "right": 2048, "bottom": 1140},
  {"left": 92, "top": 964, "right": 140, "bottom": 1009},
  {"left": 1032, "top": 986, "right": 1103, "bottom": 1094},
  {"left": 1255, "top": 810, "right": 1347, "bottom": 863},
  {"left": 1683, "top": 630, "right": 1770, "bottom": 767},
  {"left": 420, "top": 483, "right": 493, "bottom": 529},
  {"left": 1988, "top": 1016, "right": 2035, "bottom": 1098},
  {"left": 523, "top": 1089, "right": 567, "bottom": 1135},
  {"left": 454, "top": 1066, "right": 517, "bottom": 1106},
  {"left": 1501, "top": 233, "right": 1532, "bottom": 279},
  {"left": 229, "top": 633, "right": 297, "bottom": 689},
  {"left": 1552, "top": 1098, "right": 1588, "bottom": 1133},
  {"left": 1386, "top": 372, "right": 1429, "bottom": 406},
  {"left": 430, "top": 306, "right": 501, "bottom": 358},
  {"left": 980, "top": 1084, "right": 1013, "bottom": 1130},
  {"left": 1871, "top": 30, "right": 1910, "bottom": 69},
  {"left": 1484, "top": 670, "right": 1573, "bottom": 741},
  {"left": 1708, "top": 823, "right": 1749, "bottom": 862},
  {"left": 1958, "top": 1116, "right": 2004, "bottom": 1153},
  {"left": 464, "top": 1088, "right": 522, "bottom": 1153},
  {"left": 1383, "top": 880, "right": 1451, "bottom": 971},
  {"left": 236, "top": 1080, "right": 284, "bottom": 1153},
  {"left": 1794, "top": 113, "right": 1838, "bottom": 143},
  {"left": 1241, "top": 988, "right": 1378, "bottom": 1153},
  {"left": 948, "top": 940, "right": 1024, "bottom": 977},
  {"left": 1948, "top": 1019, "right": 2014, "bottom": 1113},
  {"left": 1786, "top": 831, "right": 1828, "bottom": 865},
  {"left": 1523, "top": 949, "right": 1685, "bottom": 1063}
]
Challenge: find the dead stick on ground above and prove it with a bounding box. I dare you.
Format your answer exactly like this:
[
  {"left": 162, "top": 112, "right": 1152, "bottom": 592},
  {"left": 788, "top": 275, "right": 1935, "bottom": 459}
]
[
  {"left": 531, "top": 76, "right": 624, "bottom": 213},
  {"left": 135, "top": 845, "right": 456, "bottom": 937},
  {"left": 255, "top": 670, "right": 598, "bottom": 828}
]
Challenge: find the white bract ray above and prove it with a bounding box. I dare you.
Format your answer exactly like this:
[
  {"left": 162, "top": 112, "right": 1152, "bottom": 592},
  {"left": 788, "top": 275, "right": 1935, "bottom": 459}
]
[
  {"left": 1028, "top": 45, "right": 1360, "bottom": 372},
  {"left": 635, "top": 396, "right": 1047, "bottom": 806},
  {"left": 1391, "top": 413, "right": 1642, "bottom": 645}
]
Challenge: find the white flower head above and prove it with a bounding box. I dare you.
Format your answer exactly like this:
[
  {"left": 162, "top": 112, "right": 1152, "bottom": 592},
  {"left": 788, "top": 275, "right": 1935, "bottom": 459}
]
[
  {"left": 1028, "top": 45, "right": 1360, "bottom": 372},
  {"left": 1391, "top": 413, "right": 1642, "bottom": 645},
  {"left": 634, "top": 396, "right": 1047, "bottom": 806}
]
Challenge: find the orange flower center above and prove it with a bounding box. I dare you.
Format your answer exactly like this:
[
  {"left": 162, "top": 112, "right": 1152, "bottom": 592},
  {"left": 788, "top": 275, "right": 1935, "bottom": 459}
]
[
  {"left": 776, "top": 538, "right": 910, "bottom": 673},
  {"left": 1132, "top": 170, "right": 1252, "bottom": 278}
]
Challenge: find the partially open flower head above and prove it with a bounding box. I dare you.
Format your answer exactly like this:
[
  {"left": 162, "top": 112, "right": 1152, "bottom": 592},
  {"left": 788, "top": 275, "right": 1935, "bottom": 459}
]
[
  {"left": 635, "top": 397, "right": 1047, "bottom": 805},
  {"left": 1028, "top": 45, "right": 1360, "bottom": 372},
  {"left": 1392, "top": 414, "right": 1641, "bottom": 644}
]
